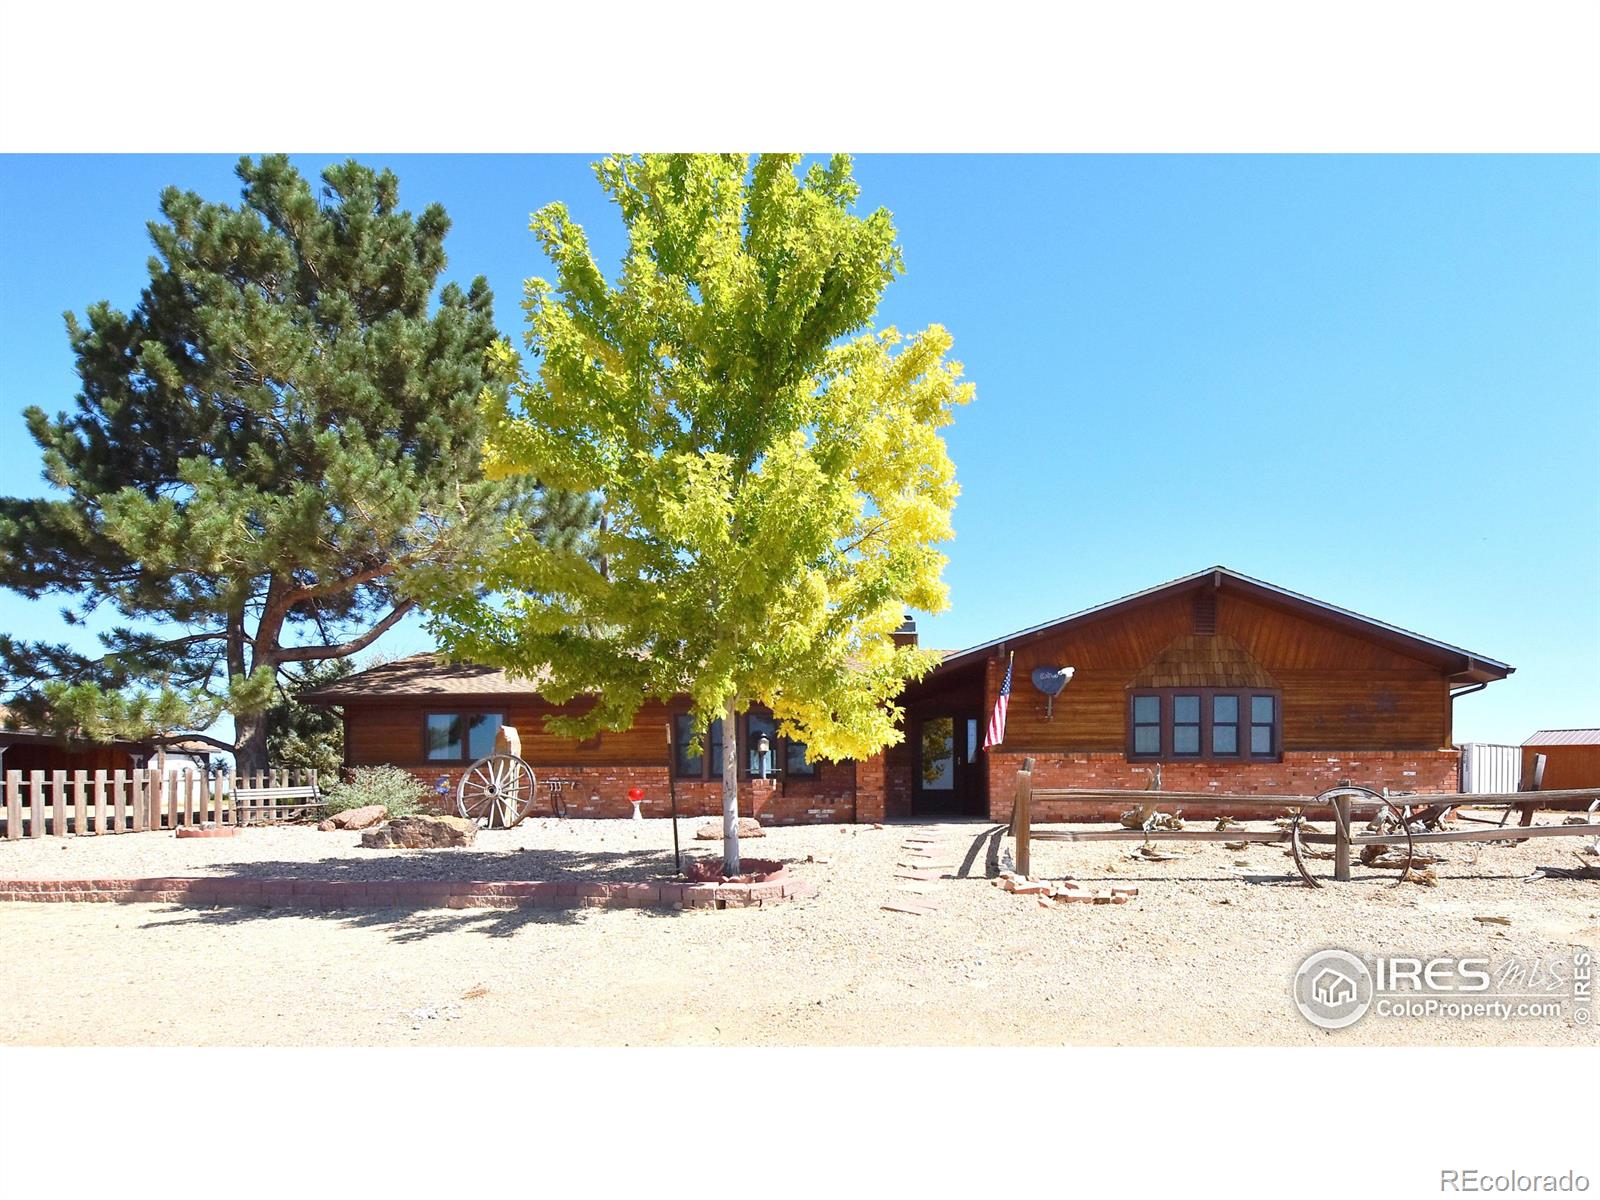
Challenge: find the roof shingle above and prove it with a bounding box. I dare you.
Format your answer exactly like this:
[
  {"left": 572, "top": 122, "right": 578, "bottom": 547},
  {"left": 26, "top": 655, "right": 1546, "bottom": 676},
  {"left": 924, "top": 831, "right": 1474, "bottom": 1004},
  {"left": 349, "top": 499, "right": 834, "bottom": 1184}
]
[{"left": 299, "top": 653, "right": 551, "bottom": 702}]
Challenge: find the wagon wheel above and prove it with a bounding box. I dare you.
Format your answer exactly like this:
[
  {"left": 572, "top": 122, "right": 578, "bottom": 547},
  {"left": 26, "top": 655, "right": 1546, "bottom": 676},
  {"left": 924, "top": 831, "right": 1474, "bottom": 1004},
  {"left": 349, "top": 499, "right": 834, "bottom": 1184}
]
[
  {"left": 1290, "top": 786, "right": 1416, "bottom": 889},
  {"left": 456, "top": 754, "right": 537, "bottom": 829}
]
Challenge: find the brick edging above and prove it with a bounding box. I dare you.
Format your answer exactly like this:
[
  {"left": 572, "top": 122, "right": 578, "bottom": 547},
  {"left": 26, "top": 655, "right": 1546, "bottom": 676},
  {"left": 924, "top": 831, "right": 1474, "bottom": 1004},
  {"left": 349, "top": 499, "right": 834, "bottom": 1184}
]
[{"left": 0, "top": 875, "right": 819, "bottom": 911}]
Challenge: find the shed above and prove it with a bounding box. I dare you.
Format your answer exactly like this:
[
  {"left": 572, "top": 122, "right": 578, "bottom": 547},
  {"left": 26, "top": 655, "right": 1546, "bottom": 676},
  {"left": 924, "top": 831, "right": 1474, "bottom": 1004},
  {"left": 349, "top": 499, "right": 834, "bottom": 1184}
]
[{"left": 1521, "top": 729, "right": 1600, "bottom": 792}]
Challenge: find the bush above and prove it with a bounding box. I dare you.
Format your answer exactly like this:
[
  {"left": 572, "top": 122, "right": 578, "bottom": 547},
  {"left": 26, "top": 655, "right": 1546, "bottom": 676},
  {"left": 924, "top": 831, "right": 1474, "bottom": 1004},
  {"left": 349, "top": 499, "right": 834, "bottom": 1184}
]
[{"left": 320, "top": 765, "right": 426, "bottom": 819}]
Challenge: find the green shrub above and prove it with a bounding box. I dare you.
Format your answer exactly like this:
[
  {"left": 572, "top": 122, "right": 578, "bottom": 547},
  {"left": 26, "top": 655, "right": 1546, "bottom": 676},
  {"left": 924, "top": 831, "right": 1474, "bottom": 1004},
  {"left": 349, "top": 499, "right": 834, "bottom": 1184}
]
[{"left": 320, "top": 765, "right": 426, "bottom": 819}]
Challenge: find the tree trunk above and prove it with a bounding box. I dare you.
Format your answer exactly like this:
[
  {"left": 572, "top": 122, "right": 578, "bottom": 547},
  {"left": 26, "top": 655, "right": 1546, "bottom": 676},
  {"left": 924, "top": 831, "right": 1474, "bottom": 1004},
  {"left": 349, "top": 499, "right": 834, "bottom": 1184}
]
[
  {"left": 722, "top": 698, "right": 741, "bottom": 875},
  {"left": 235, "top": 710, "right": 268, "bottom": 773}
]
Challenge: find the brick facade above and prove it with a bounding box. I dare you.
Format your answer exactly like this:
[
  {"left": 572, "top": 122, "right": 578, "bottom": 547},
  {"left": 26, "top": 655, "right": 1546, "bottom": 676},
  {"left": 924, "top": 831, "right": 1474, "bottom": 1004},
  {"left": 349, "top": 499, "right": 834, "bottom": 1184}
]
[
  {"left": 406, "top": 762, "right": 858, "bottom": 825},
  {"left": 984, "top": 749, "right": 1462, "bottom": 822},
  {"left": 855, "top": 753, "right": 887, "bottom": 823}
]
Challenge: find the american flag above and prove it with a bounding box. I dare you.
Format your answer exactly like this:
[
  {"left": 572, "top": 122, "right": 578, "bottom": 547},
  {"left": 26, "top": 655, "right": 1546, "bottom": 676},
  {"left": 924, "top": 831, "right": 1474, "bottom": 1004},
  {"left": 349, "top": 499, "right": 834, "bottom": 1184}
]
[{"left": 984, "top": 653, "right": 1013, "bottom": 749}]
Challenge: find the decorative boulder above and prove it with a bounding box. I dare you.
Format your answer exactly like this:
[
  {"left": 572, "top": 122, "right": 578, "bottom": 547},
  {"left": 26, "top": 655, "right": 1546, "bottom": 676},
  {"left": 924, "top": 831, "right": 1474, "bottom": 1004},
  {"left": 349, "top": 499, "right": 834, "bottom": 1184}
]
[
  {"left": 694, "top": 817, "right": 766, "bottom": 840},
  {"left": 361, "top": 815, "right": 478, "bottom": 849},
  {"left": 317, "top": 804, "right": 388, "bottom": 832}
]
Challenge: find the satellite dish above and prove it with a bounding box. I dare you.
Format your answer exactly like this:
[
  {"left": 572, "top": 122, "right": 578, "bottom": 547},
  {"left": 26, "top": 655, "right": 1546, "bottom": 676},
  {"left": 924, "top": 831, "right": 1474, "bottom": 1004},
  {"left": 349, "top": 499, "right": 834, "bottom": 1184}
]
[{"left": 1030, "top": 666, "right": 1076, "bottom": 719}]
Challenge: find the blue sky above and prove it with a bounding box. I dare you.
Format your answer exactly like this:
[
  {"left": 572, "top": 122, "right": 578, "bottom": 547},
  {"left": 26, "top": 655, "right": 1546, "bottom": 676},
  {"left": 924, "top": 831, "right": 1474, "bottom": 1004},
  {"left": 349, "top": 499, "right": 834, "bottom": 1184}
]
[{"left": 0, "top": 154, "right": 1595, "bottom": 745}]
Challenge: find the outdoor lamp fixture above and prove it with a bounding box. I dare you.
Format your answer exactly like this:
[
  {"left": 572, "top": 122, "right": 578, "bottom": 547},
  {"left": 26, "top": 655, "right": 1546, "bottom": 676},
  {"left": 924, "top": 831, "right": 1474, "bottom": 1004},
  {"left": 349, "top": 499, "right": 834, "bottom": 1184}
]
[{"left": 755, "top": 733, "right": 772, "bottom": 779}]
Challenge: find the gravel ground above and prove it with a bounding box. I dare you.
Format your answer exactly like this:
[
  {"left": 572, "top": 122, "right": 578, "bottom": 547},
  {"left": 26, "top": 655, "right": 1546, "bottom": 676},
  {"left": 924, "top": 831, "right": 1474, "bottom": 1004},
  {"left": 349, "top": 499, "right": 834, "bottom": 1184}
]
[{"left": 2, "top": 815, "right": 1596, "bottom": 1046}]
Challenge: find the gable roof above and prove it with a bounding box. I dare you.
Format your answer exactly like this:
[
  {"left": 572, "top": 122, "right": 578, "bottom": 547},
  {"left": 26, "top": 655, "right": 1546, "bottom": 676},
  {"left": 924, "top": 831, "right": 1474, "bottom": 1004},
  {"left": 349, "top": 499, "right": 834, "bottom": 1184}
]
[
  {"left": 937, "top": 566, "right": 1513, "bottom": 686},
  {"left": 1523, "top": 728, "right": 1600, "bottom": 747},
  {"left": 299, "top": 653, "right": 552, "bottom": 703}
]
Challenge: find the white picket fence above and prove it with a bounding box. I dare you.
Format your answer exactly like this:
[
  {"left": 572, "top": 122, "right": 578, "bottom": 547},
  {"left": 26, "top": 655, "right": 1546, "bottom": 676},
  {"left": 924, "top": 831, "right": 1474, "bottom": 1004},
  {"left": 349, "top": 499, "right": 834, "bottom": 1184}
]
[{"left": 0, "top": 768, "right": 319, "bottom": 839}]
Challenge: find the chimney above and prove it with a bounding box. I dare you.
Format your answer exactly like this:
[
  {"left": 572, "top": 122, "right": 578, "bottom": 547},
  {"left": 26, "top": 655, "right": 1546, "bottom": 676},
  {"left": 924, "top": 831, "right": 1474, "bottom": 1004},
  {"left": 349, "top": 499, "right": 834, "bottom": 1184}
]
[{"left": 892, "top": 615, "right": 918, "bottom": 648}]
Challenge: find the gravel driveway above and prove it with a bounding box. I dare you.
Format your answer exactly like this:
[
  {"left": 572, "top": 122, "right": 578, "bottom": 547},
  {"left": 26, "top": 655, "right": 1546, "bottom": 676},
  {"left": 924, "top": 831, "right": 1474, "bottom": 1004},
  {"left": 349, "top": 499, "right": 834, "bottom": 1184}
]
[{"left": 2, "top": 816, "right": 1595, "bottom": 1046}]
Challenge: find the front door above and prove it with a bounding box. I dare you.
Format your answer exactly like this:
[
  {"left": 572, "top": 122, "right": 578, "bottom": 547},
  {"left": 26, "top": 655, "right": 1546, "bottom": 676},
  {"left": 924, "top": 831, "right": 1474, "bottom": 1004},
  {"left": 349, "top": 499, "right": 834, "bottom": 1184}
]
[{"left": 912, "top": 713, "right": 986, "bottom": 816}]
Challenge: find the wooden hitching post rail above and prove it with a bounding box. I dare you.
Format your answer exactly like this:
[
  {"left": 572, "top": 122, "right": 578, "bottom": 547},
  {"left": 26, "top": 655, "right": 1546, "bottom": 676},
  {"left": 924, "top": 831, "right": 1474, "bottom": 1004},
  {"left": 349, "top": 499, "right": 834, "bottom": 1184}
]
[{"left": 1013, "top": 756, "right": 1034, "bottom": 877}]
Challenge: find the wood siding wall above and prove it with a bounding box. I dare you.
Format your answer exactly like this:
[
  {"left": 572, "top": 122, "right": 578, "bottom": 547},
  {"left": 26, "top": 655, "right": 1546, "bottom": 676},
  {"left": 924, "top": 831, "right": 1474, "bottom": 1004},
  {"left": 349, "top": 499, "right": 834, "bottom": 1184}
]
[
  {"left": 344, "top": 697, "right": 680, "bottom": 769},
  {"left": 1522, "top": 744, "right": 1600, "bottom": 791},
  {"left": 0, "top": 740, "right": 143, "bottom": 775},
  {"left": 986, "top": 589, "right": 1452, "bottom": 754}
]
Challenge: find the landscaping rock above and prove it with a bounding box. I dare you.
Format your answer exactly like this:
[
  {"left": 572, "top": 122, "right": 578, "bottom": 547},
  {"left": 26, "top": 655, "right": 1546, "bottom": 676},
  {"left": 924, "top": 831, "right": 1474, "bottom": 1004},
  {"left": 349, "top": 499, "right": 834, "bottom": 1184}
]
[
  {"left": 361, "top": 815, "right": 477, "bottom": 849},
  {"left": 318, "top": 804, "right": 388, "bottom": 832},
  {"left": 693, "top": 817, "right": 765, "bottom": 840}
]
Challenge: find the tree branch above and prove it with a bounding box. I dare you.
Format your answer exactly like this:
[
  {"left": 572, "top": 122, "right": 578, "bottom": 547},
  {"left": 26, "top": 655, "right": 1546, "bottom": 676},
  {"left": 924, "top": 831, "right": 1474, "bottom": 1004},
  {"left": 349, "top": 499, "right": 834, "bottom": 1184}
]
[
  {"left": 273, "top": 599, "right": 416, "bottom": 662},
  {"left": 280, "top": 561, "right": 396, "bottom": 605},
  {"left": 145, "top": 732, "right": 236, "bottom": 754}
]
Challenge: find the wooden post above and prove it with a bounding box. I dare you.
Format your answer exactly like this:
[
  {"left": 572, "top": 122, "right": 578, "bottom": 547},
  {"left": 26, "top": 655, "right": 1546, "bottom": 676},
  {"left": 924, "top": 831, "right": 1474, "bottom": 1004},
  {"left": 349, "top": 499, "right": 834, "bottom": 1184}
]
[
  {"left": 1333, "top": 789, "right": 1352, "bottom": 883},
  {"left": 73, "top": 769, "right": 88, "bottom": 836},
  {"left": 4, "top": 770, "right": 20, "bottom": 840},
  {"left": 93, "top": 770, "right": 107, "bottom": 835},
  {"left": 1014, "top": 756, "right": 1035, "bottom": 878},
  {"left": 210, "top": 770, "right": 224, "bottom": 825},
  {"left": 111, "top": 770, "right": 127, "bottom": 833},
  {"left": 51, "top": 769, "right": 67, "bottom": 837},
  {"left": 28, "top": 770, "right": 45, "bottom": 838}
]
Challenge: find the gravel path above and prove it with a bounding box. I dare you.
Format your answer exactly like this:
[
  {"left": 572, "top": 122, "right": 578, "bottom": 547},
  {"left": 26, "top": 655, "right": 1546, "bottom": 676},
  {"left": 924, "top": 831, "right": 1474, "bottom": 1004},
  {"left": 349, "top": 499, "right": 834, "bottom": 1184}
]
[{"left": 2, "top": 817, "right": 1596, "bottom": 1046}]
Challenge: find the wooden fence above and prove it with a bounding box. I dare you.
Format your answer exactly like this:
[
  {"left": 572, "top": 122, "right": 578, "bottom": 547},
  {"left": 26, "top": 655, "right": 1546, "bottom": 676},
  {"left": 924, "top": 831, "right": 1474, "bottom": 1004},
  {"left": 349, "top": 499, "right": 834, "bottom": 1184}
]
[{"left": 0, "top": 768, "right": 319, "bottom": 839}]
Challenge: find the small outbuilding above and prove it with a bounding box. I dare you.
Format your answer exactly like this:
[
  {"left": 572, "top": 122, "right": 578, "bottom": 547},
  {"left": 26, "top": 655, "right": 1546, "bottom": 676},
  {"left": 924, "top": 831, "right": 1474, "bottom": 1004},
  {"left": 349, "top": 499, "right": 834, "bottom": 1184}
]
[
  {"left": 0, "top": 706, "right": 214, "bottom": 778},
  {"left": 1521, "top": 729, "right": 1600, "bottom": 792}
]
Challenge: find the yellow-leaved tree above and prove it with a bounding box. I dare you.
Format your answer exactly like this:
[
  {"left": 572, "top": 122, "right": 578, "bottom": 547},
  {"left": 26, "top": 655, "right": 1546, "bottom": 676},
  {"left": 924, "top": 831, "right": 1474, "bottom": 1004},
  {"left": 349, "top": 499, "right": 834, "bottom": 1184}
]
[{"left": 432, "top": 154, "right": 972, "bottom": 871}]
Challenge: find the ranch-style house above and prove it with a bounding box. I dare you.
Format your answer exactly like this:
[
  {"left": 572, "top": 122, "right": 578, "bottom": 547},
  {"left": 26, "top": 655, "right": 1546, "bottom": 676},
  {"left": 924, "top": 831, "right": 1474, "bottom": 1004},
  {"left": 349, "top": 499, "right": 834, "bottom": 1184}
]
[{"left": 302, "top": 566, "right": 1513, "bottom": 823}]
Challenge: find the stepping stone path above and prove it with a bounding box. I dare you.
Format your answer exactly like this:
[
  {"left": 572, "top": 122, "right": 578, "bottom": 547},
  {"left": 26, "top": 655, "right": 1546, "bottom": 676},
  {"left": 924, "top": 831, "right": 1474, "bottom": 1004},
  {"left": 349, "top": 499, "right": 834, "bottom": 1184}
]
[
  {"left": 881, "top": 900, "right": 940, "bottom": 916},
  {"left": 883, "top": 830, "right": 958, "bottom": 916}
]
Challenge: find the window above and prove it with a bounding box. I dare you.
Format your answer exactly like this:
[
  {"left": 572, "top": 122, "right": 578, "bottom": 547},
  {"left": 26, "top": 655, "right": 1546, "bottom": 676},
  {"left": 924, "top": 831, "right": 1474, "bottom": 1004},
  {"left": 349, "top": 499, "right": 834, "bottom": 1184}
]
[
  {"left": 784, "top": 738, "right": 816, "bottom": 776},
  {"left": 1127, "top": 689, "right": 1280, "bottom": 762},
  {"left": 674, "top": 713, "right": 725, "bottom": 777},
  {"left": 672, "top": 709, "right": 815, "bottom": 779},
  {"left": 672, "top": 712, "right": 704, "bottom": 777},
  {"left": 707, "top": 717, "right": 724, "bottom": 778},
  {"left": 425, "top": 712, "right": 504, "bottom": 762},
  {"left": 1250, "top": 695, "right": 1276, "bottom": 755},
  {"left": 1132, "top": 695, "right": 1161, "bottom": 755},
  {"left": 1211, "top": 694, "right": 1239, "bottom": 756},
  {"left": 1173, "top": 694, "right": 1201, "bottom": 756},
  {"left": 920, "top": 716, "right": 955, "bottom": 790}
]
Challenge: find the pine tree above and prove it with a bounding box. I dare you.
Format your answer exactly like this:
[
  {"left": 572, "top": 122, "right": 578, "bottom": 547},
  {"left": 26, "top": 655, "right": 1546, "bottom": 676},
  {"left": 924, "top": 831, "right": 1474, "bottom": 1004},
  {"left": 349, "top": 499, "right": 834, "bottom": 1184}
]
[
  {"left": 265, "top": 658, "right": 355, "bottom": 775},
  {"left": 0, "top": 155, "right": 595, "bottom": 768}
]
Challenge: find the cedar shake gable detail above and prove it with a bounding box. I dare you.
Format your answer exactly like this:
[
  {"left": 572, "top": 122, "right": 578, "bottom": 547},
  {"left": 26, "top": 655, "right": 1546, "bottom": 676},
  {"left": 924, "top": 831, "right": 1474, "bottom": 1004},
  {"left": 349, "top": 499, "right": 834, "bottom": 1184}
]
[{"left": 1129, "top": 634, "right": 1279, "bottom": 690}]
